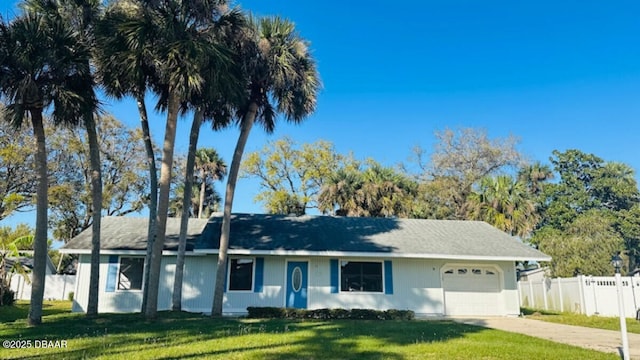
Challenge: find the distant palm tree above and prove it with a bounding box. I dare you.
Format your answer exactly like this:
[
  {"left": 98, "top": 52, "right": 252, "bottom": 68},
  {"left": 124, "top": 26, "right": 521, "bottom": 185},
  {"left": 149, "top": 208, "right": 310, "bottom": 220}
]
[
  {"left": 195, "top": 148, "right": 227, "bottom": 218},
  {"left": 466, "top": 175, "right": 538, "bottom": 237},
  {"left": 0, "top": 10, "right": 95, "bottom": 325},
  {"left": 518, "top": 162, "right": 554, "bottom": 196},
  {"left": 211, "top": 16, "right": 320, "bottom": 316},
  {"left": 319, "top": 168, "right": 365, "bottom": 216},
  {"left": 319, "top": 163, "right": 416, "bottom": 218}
]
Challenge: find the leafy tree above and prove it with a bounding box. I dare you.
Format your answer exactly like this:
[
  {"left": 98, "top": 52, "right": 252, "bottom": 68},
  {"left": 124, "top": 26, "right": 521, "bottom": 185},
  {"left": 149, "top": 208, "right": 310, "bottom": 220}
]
[
  {"left": 0, "top": 6, "right": 95, "bottom": 325},
  {"left": 532, "top": 210, "right": 625, "bottom": 277},
  {"left": 212, "top": 16, "right": 320, "bottom": 316},
  {"left": 0, "top": 110, "right": 36, "bottom": 220},
  {"left": 241, "top": 137, "right": 346, "bottom": 215},
  {"left": 533, "top": 149, "right": 640, "bottom": 273},
  {"left": 47, "top": 114, "right": 149, "bottom": 242},
  {"left": 410, "top": 127, "right": 523, "bottom": 219}
]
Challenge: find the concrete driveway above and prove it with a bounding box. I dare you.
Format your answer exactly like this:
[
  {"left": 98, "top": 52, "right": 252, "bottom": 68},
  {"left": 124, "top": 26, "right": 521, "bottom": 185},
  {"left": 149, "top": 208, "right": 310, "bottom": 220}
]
[{"left": 453, "top": 317, "right": 640, "bottom": 359}]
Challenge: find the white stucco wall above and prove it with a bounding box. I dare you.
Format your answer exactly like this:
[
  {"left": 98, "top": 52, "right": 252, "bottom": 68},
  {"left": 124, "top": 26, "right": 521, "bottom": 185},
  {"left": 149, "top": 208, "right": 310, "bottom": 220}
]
[{"left": 72, "top": 255, "right": 519, "bottom": 316}]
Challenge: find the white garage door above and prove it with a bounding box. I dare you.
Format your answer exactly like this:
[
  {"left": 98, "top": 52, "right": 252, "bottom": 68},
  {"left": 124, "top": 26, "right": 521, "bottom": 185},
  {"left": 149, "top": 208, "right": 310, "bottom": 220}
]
[{"left": 442, "top": 266, "right": 502, "bottom": 316}]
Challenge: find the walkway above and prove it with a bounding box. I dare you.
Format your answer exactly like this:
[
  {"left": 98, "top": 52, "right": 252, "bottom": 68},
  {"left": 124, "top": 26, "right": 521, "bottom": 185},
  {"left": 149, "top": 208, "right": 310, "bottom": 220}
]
[{"left": 454, "top": 317, "right": 640, "bottom": 359}]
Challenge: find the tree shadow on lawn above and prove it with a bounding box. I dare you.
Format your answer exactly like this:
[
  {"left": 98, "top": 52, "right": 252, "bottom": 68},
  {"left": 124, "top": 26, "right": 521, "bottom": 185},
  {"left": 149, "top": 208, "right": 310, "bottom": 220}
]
[{"left": 1, "top": 311, "right": 486, "bottom": 360}]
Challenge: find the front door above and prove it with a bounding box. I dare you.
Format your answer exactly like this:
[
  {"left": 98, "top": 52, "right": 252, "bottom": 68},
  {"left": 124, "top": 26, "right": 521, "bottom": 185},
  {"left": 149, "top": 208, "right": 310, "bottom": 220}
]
[{"left": 286, "top": 261, "right": 308, "bottom": 309}]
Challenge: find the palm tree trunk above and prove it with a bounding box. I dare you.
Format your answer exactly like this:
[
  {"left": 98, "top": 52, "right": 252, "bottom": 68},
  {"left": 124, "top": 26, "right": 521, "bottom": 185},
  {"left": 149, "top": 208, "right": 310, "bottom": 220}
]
[
  {"left": 145, "top": 91, "right": 180, "bottom": 320},
  {"left": 27, "top": 109, "right": 48, "bottom": 326},
  {"left": 85, "top": 112, "right": 103, "bottom": 317},
  {"left": 212, "top": 102, "right": 259, "bottom": 316},
  {"left": 198, "top": 168, "right": 206, "bottom": 219},
  {"left": 137, "top": 94, "right": 158, "bottom": 314},
  {"left": 172, "top": 108, "right": 203, "bottom": 311}
]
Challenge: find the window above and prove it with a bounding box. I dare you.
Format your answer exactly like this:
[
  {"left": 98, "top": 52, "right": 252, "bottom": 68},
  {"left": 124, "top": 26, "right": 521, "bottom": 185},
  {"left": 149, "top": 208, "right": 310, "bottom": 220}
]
[
  {"left": 118, "top": 257, "right": 144, "bottom": 290},
  {"left": 228, "top": 258, "right": 254, "bottom": 291},
  {"left": 340, "top": 261, "right": 383, "bottom": 292}
]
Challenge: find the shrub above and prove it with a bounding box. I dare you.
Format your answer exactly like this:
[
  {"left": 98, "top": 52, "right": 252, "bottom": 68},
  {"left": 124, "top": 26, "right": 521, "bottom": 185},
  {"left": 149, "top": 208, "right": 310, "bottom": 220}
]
[
  {"left": 68, "top": 292, "right": 74, "bottom": 302},
  {"left": 246, "top": 307, "right": 414, "bottom": 321},
  {"left": 0, "top": 287, "right": 15, "bottom": 307}
]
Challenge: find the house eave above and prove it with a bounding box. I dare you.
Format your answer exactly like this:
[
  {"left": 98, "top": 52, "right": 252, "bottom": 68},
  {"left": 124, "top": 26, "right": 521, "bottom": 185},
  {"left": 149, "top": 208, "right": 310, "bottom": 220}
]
[
  {"left": 58, "top": 249, "right": 207, "bottom": 256},
  {"left": 192, "top": 249, "right": 551, "bottom": 262}
]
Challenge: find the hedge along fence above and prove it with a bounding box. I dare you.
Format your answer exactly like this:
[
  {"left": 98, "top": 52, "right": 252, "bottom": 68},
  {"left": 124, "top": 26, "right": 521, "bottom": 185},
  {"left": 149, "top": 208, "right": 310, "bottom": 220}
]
[{"left": 246, "top": 307, "right": 415, "bottom": 320}]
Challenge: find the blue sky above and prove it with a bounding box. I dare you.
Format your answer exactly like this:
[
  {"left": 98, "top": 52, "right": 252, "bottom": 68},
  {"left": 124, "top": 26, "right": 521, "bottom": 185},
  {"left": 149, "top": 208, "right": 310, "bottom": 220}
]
[{"left": 2, "top": 1, "right": 640, "bottom": 234}]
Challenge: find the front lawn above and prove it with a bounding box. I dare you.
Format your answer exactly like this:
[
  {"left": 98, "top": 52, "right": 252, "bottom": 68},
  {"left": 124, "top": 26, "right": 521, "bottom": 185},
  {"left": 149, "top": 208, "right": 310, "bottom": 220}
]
[
  {"left": 522, "top": 307, "right": 640, "bottom": 334},
  {"left": 0, "top": 302, "right": 617, "bottom": 359}
]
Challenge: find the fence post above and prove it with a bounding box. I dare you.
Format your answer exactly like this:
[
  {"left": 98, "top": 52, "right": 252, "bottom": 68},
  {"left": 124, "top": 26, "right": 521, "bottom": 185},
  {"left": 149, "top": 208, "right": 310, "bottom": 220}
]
[
  {"left": 542, "top": 278, "right": 549, "bottom": 310},
  {"left": 577, "top": 275, "right": 585, "bottom": 315},
  {"left": 558, "top": 278, "right": 563, "bottom": 312},
  {"left": 529, "top": 280, "right": 535, "bottom": 308}
]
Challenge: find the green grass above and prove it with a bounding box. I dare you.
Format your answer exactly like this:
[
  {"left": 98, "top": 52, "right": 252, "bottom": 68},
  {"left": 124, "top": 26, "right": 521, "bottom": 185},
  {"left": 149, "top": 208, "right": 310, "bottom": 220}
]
[
  {"left": 522, "top": 307, "right": 640, "bottom": 334},
  {"left": 0, "top": 301, "right": 617, "bottom": 360}
]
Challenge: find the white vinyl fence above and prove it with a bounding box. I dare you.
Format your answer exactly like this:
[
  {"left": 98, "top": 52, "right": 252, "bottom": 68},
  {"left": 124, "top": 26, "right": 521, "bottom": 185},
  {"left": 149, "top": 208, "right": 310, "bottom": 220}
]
[
  {"left": 519, "top": 275, "right": 640, "bottom": 318},
  {"left": 9, "top": 274, "right": 76, "bottom": 301}
]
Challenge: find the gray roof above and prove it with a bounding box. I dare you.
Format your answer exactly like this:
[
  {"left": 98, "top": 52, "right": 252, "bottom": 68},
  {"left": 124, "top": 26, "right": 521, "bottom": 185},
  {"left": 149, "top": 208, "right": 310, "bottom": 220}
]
[
  {"left": 62, "top": 216, "right": 210, "bottom": 252},
  {"left": 62, "top": 214, "right": 550, "bottom": 261}
]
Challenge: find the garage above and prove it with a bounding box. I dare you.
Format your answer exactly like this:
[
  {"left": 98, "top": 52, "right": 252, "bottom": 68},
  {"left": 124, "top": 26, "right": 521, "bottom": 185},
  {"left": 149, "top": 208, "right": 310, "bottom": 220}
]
[{"left": 442, "top": 265, "right": 503, "bottom": 316}]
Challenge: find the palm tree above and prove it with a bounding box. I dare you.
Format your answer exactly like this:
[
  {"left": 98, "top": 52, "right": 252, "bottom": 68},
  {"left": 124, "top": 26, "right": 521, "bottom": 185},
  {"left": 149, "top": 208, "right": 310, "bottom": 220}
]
[
  {"left": 109, "top": 0, "right": 238, "bottom": 319},
  {"left": 195, "top": 148, "right": 227, "bottom": 218},
  {"left": 518, "top": 162, "right": 554, "bottom": 196},
  {"left": 0, "top": 9, "right": 95, "bottom": 325},
  {"left": 466, "top": 175, "right": 539, "bottom": 237},
  {"left": 26, "top": 0, "right": 104, "bottom": 318},
  {"left": 211, "top": 16, "right": 320, "bottom": 316},
  {"left": 318, "top": 168, "right": 365, "bottom": 216},
  {"left": 170, "top": 5, "right": 242, "bottom": 312},
  {"left": 95, "top": 0, "right": 161, "bottom": 313}
]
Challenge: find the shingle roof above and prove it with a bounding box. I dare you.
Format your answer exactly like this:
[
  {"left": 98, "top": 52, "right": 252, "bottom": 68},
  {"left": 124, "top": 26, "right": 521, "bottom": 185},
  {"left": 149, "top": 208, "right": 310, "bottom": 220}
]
[
  {"left": 61, "top": 216, "right": 209, "bottom": 252},
  {"left": 61, "top": 214, "right": 550, "bottom": 261},
  {"left": 197, "top": 213, "right": 550, "bottom": 261}
]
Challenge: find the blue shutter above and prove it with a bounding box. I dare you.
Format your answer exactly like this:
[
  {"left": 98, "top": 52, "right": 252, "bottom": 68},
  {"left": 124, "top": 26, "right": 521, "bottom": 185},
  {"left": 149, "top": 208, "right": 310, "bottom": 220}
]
[
  {"left": 384, "top": 260, "right": 393, "bottom": 295},
  {"left": 223, "top": 258, "right": 228, "bottom": 293},
  {"left": 330, "top": 259, "right": 339, "bottom": 293},
  {"left": 105, "top": 255, "right": 118, "bottom": 292},
  {"left": 254, "top": 257, "right": 264, "bottom": 293}
]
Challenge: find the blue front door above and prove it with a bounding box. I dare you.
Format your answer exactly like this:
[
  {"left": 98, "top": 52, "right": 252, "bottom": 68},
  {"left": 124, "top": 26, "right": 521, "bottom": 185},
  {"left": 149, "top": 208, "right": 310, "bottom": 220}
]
[{"left": 286, "top": 261, "right": 308, "bottom": 309}]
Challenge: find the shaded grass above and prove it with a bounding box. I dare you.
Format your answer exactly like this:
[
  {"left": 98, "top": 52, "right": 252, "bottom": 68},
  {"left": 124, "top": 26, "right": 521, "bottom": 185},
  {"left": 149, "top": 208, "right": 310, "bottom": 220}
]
[
  {"left": 522, "top": 307, "right": 640, "bottom": 334},
  {"left": 0, "top": 302, "right": 617, "bottom": 359}
]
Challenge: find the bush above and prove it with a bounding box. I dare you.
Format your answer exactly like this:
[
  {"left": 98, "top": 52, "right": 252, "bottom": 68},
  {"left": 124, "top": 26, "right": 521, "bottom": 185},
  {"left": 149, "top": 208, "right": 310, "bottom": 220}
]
[
  {"left": 0, "top": 287, "right": 15, "bottom": 307},
  {"left": 68, "top": 292, "right": 74, "bottom": 302},
  {"left": 246, "top": 307, "right": 414, "bottom": 321}
]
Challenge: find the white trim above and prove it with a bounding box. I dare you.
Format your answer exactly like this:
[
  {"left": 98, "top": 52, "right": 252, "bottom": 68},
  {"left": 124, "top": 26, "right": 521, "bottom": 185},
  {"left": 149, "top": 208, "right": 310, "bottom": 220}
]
[{"left": 193, "top": 249, "right": 550, "bottom": 262}]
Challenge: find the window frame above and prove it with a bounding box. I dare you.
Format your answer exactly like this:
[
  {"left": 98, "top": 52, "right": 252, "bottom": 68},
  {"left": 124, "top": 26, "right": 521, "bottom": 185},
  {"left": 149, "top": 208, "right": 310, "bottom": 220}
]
[
  {"left": 339, "top": 260, "right": 385, "bottom": 293},
  {"left": 227, "top": 257, "right": 256, "bottom": 292},
  {"left": 116, "top": 256, "right": 144, "bottom": 292}
]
